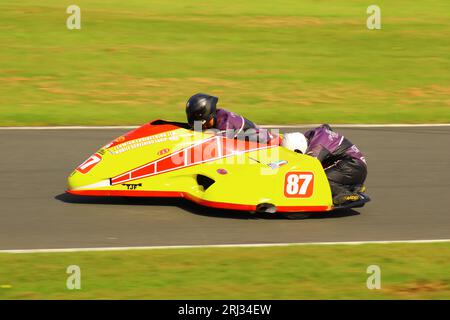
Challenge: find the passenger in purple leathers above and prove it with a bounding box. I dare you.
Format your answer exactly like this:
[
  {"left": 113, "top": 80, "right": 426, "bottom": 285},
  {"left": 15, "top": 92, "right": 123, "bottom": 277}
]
[
  {"left": 185, "top": 93, "right": 273, "bottom": 143},
  {"left": 282, "top": 124, "right": 367, "bottom": 205}
]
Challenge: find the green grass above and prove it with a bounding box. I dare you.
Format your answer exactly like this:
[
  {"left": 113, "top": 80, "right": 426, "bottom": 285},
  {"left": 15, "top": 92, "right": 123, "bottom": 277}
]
[
  {"left": 0, "top": 243, "right": 449, "bottom": 299},
  {"left": 0, "top": 1, "right": 449, "bottom": 125}
]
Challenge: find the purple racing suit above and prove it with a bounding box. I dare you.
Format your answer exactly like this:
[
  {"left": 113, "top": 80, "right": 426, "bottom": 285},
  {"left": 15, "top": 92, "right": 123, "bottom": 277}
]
[
  {"left": 215, "top": 108, "right": 273, "bottom": 143},
  {"left": 304, "top": 124, "right": 367, "bottom": 199},
  {"left": 304, "top": 124, "right": 366, "bottom": 167}
]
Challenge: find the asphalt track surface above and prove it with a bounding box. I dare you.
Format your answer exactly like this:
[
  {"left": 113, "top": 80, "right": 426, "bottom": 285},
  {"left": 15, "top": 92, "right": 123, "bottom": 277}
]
[{"left": 1, "top": 126, "right": 449, "bottom": 250}]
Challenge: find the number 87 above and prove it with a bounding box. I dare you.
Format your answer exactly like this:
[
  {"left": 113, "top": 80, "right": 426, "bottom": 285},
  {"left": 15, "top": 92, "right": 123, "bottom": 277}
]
[{"left": 284, "top": 172, "right": 314, "bottom": 198}]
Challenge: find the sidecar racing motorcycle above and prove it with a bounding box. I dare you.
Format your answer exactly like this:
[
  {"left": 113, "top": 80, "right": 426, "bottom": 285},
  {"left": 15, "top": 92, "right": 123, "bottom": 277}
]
[{"left": 66, "top": 120, "right": 370, "bottom": 216}]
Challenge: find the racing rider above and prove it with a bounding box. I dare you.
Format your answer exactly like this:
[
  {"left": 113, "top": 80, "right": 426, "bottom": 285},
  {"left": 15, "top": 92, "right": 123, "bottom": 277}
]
[
  {"left": 281, "top": 124, "right": 367, "bottom": 205},
  {"left": 185, "top": 93, "right": 273, "bottom": 143}
]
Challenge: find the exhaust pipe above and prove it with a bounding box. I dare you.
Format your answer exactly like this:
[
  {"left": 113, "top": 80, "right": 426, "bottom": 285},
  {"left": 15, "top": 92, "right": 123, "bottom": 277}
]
[{"left": 256, "top": 203, "right": 277, "bottom": 214}]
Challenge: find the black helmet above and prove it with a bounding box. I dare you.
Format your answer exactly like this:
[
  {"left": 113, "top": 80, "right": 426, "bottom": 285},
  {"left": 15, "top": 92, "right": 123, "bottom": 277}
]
[{"left": 186, "top": 93, "right": 218, "bottom": 127}]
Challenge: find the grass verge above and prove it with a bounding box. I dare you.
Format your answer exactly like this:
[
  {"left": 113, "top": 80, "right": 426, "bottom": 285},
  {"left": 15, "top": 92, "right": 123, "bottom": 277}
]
[
  {"left": 0, "top": 1, "right": 449, "bottom": 125},
  {"left": 0, "top": 242, "right": 449, "bottom": 299}
]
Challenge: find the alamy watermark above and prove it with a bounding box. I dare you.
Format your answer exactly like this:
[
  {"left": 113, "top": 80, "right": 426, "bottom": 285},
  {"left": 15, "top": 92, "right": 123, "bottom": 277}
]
[
  {"left": 66, "top": 5, "right": 81, "bottom": 30},
  {"left": 166, "top": 121, "right": 282, "bottom": 176},
  {"left": 66, "top": 265, "right": 81, "bottom": 290},
  {"left": 366, "top": 5, "right": 381, "bottom": 30},
  {"left": 366, "top": 265, "right": 381, "bottom": 290}
]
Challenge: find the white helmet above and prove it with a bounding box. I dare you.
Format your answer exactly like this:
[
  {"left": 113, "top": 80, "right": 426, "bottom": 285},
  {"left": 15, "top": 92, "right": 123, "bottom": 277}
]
[{"left": 281, "top": 132, "right": 308, "bottom": 154}]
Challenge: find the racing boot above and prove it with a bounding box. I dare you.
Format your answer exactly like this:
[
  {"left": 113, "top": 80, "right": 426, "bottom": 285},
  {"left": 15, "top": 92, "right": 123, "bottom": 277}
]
[{"left": 333, "top": 192, "right": 361, "bottom": 206}]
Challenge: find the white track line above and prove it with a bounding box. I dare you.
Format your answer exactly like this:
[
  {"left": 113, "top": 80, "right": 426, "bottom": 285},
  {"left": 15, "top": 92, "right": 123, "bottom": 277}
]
[
  {"left": 1, "top": 239, "right": 449, "bottom": 254},
  {"left": 0, "top": 124, "right": 449, "bottom": 130}
]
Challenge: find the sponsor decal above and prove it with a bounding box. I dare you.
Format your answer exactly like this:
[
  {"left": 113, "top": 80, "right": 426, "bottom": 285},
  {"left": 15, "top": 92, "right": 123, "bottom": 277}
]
[
  {"left": 217, "top": 168, "right": 228, "bottom": 175},
  {"left": 121, "top": 183, "right": 142, "bottom": 190},
  {"left": 108, "top": 132, "right": 176, "bottom": 155},
  {"left": 76, "top": 153, "right": 102, "bottom": 174},
  {"left": 157, "top": 148, "right": 170, "bottom": 156},
  {"left": 268, "top": 160, "right": 288, "bottom": 169},
  {"left": 115, "top": 136, "right": 126, "bottom": 143},
  {"left": 344, "top": 195, "right": 360, "bottom": 201},
  {"left": 97, "top": 148, "right": 106, "bottom": 155}
]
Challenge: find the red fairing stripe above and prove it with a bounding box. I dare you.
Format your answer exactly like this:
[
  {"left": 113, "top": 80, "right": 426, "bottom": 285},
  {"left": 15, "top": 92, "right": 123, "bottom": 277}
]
[
  {"left": 110, "top": 136, "right": 279, "bottom": 186},
  {"left": 111, "top": 173, "right": 130, "bottom": 185},
  {"left": 66, "top": 189, "right": 329, "bottom": 212},
  {"left": 107, "top": 121, "right": 180, "bottom": 149},
  {"left": 131, "top": 163, "right": 155, "bottom": 180}
]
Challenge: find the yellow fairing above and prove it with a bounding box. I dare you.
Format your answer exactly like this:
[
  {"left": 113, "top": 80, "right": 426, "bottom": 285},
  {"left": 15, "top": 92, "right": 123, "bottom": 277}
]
[{"left": 67, "top": 121, "right": 333, "bottom": 212}]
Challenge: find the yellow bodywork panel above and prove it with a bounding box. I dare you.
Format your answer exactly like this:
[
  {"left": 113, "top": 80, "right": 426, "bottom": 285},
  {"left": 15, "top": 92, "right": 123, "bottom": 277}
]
[{"left": 67, "top": 121, "right": 333, "bottom": 212}]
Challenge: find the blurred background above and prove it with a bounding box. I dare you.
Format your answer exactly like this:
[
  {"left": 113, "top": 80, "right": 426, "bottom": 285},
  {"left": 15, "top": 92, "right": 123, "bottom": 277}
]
[{"left": 1, "top": 0, "right": 449, "bottom": 126}]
